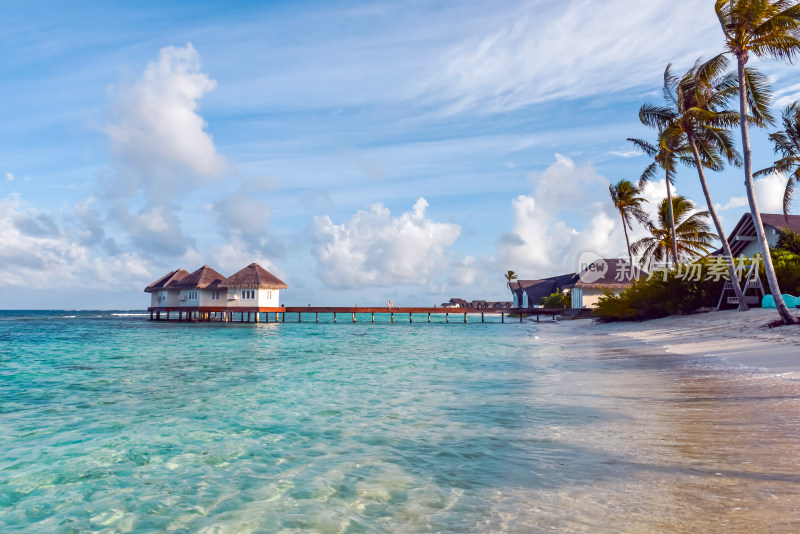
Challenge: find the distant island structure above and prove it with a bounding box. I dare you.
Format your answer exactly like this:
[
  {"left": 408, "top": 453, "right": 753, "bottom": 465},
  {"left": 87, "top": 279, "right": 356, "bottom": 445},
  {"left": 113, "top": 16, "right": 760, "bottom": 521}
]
[{"left": 439, "top": 298, "right": 512, "bottom": 309}]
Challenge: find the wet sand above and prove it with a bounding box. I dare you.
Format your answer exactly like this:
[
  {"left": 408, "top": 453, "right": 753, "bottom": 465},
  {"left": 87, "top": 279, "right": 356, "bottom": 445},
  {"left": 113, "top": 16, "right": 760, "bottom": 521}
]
[{"left": 524, "top": 315, "right": 800, "bottom": 532}]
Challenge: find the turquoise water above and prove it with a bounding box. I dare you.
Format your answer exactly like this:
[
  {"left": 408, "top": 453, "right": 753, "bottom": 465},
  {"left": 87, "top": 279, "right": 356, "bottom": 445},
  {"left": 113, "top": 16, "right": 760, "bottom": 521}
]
[{"left": 3, "top": 311, "right": 800, "bottom": 532}]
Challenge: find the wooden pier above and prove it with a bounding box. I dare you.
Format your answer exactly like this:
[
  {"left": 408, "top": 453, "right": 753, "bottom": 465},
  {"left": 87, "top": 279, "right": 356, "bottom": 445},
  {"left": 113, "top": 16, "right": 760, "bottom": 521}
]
[{"left": 147, "top": 306, "right": 576, "bottom": 323}]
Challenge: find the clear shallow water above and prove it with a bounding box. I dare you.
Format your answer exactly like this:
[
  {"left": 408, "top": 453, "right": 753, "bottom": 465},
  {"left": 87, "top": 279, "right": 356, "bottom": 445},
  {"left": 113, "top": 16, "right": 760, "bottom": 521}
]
[{"left": 1, "top": 311, "right": 800, "bottom": 533}]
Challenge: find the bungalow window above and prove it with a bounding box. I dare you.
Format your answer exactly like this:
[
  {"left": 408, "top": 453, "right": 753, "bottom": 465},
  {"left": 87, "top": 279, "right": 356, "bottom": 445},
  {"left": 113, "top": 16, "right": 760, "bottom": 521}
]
[
  {"left": 188, "top": 291, "right": 198, "bottom": 300},
  {"left": 242, "top": 290, "right": 255, "bottom": 300},
  {"left": 211, "top": 291, "right": 219, "bottom": 300}
]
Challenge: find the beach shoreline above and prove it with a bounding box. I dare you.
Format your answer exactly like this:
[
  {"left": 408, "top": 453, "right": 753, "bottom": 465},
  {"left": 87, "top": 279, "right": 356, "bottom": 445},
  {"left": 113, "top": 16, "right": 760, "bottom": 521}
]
[{"left": 545, "top": 308, "right": 800, "bottom": 379}]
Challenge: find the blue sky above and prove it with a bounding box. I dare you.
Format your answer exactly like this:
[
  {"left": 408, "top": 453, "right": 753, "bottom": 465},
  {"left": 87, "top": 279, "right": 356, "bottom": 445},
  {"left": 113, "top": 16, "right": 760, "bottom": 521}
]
[{"left": 2, "top": 0, "right": 799, "bottom": 309}]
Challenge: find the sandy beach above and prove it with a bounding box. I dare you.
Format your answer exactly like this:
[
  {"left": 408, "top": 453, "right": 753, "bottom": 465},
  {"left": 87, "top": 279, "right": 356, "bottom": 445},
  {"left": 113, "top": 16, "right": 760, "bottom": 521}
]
[{"left": 552, "top": 308, "right": 800, "bottom": 379}]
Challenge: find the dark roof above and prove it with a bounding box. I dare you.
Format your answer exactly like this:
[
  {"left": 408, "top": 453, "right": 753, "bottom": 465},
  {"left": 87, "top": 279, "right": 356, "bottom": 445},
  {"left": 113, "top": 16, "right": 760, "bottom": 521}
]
[
  {"left": 510, "top": 273, "right": 580, "bottom": 304},
  {"left": 144, "top": 268, "right": 189, "bottom": 293},
  {"left": 717, "top": 213, "right": 800, "bottom": 256},
  {"left": 220, "top": 263, "right": 287, "bottom": 289},
  {"left": 170, "top": 265, "right": 228, "bottom": 289},
  {"left": 761, "top": 213, "right": 800, "bottom": 232},
  {"left": 574, "top": 258, "right": 647, "bottom": 289}
]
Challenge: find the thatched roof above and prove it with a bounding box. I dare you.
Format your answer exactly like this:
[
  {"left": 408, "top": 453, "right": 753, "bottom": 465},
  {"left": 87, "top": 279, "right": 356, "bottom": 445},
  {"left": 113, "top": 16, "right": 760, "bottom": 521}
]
[
  {"left": 144, "top": 268, "right": 190, "bottom": 293},
  {"left": 170, "top": 265, "right": 227, "bottom": 289},
  {"left": 220, "top": 263, "right": 287, "bottom": 289}
]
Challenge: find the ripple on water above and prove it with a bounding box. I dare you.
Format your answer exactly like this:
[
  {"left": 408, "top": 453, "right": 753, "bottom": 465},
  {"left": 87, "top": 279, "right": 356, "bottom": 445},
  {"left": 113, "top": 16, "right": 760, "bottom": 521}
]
[{"left": 1, "top": 311, "right": 800, "bottom": 532}]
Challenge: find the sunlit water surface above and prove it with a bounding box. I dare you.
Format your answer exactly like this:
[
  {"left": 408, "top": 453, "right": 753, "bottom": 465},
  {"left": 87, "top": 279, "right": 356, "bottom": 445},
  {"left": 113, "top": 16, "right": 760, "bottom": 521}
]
[{"left": 1, "top": 311, "right": 799, "bottom": 532}]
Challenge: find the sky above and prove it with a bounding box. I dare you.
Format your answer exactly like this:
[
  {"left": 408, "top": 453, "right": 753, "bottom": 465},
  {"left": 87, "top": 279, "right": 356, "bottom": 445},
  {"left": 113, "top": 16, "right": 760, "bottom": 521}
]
[{"left": 2, "top": 0, "right": 800, "bottom": 309}]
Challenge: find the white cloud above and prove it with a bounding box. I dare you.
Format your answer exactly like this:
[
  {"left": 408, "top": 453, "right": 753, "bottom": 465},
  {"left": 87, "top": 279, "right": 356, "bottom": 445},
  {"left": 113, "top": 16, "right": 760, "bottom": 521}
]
[
  {"left": 208, "top": 191, "right": 273, "bottom": 252},
  {"left": 773, "top": 82, "right": 800, "bottom": 109},
  {"left": 608, "top": 149, "right": 642, "bottom": 159},
  {"left": 5, "top": 172, "right": 14, "bottom": 181},
  {"left": 311, "top": 197, "right": 461, "bottom": 289},
  {"left": 498, "top": 155, "right": 627, "bottom": 276},
  {"left": 105, "top": 43, "right": 228, "bottom": 200},
  {"left": 422, "top": 0, "right": 719, "bottom": 113},
  {"left": 716, "top": 195, "right": 749, "bottom": 212},
  {"left": 754, "top": 172, "right": 788, "bottom": 214},
  {"left": 0, "top": 193, "right": 152, "bottom": 290},
  {"left": 448, "top": 256, "right": 478, "bottom": 286}
]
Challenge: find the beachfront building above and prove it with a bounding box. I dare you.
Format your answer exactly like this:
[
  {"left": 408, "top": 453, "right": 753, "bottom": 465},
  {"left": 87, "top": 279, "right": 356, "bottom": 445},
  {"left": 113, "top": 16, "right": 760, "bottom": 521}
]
[
  {"left": 144, "top": 268, "right": 189, "bottom": 308},
  {"left": 170, "top": 265, "right": 228, "bottom": 307},
  {"left": 220, "top": 263, "right": 288, "bottom": 308},
  {"left": 571, "top": 258, "right": 646, "bottom": 309},
  {"left": 717, "top": 213, "right": 800, "bottom": 257},
  {"left": 509, "top": 274, "right": 579, "bottom": 309}
]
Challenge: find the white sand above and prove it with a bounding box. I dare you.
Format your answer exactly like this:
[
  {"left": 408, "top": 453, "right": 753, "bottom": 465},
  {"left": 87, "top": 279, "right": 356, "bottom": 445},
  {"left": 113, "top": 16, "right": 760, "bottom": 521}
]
[{"left": 562, "top": 308, "right": 800, "bottom": 378}]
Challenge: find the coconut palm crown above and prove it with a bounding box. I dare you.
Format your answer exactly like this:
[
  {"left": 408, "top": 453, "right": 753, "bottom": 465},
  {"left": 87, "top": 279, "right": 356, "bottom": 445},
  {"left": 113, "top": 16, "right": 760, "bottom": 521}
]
[
  {"left": 627, "top": 131, "right": 692, "bottom": 266},
  {"left": 609, "top": 180, "right": 648, "bottom": 267},
  {"left": 631, "top": 196, "right": 718, "bottom": 268},
  {"left": 639, "top": 56, "right": 752, "bottom": 310}
]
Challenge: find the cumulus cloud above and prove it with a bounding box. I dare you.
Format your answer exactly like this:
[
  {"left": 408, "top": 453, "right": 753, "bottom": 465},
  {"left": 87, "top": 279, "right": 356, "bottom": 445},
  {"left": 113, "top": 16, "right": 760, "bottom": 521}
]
[
  {"left": 98, "top": 43, "right": 239, "bottom": 262},
  {"left": 448, "top": 256, "right": 478, "bottom": 286},
  {"left": 716, "top": 173, "right": 791, "bottom": 214},
  {"left": 0, "top": 194, "right": 151, "bottom": 290},
  {"left": 105, "top": 43, "right": 228, "bottom": 200},
  {"left": 497, "top": 155, "right": 627, "bottom": 276},
  {"left": 754, "top": 172, "right": 788, "bottom": 214},
  {"left": 311, "top": 197, "right": 461, "bottom": 289},
  {"left": 109, "top": 202, "right": 195, "bottom": 258}
]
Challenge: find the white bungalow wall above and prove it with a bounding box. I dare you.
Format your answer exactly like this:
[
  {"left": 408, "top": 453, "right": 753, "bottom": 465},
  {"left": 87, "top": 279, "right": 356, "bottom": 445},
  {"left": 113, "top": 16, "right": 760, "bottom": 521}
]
[
  {"left": 225, "top": 288, "right": 280, "bottom": 308},
  {"left": 578, "top": 287, "right": 625, "bottom": 309},
  {"left": 178, "top": 288, "right": 225, "bottom": 307},
  {"left": 152, "top": 289, "right": 181, "bottom": 307}
]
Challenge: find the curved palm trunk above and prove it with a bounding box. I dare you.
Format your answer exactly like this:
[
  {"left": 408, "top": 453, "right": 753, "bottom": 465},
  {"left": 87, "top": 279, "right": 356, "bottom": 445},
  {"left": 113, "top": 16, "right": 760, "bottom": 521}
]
[
  {"left": 664, "top": 169, "right": 678, "bottom": 266},
  {"left": 687, "top": 136, "right": 749, "bottom": 311},
  {"left": 736, "top": 56, "right": 797, "bottom": 325},
  {"left": 619, "top": 212, "right": 633, "bottom": 267}
]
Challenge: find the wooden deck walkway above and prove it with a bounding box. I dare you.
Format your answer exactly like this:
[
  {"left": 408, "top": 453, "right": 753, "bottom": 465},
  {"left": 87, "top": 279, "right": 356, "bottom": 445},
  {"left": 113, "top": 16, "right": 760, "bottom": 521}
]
[{"left": 147, "top": 306, "right": 570, "bottom": 323}]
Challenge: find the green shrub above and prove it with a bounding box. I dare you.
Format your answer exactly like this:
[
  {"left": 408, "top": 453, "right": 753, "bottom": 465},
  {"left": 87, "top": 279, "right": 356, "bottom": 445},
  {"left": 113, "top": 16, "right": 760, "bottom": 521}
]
[
  {"left": 763, "top": 249, "right": 800, "bottom": 295},
  {"left": 593, "top": 257, "right": 734, "bottom": 321},
  {"left": 540, "top": 290, "right": 570, "bottom": 308},
  {"left": 776, "top": 229, "right": 800, "bottom": 255}
]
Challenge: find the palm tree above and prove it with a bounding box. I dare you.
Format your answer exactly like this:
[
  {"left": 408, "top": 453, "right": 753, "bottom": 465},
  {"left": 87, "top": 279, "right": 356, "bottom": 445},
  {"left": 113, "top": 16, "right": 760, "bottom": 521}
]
[
  {"left": 627, "top": 131, "right": 691, "bottom": 266},
  {"left": 609, "top": 179, "right": 648, "bottom": 266},
  {"left": 716, "top": 0, "right": 800, "bottom": 325},
  {"left": 756, "top": 102, "right": 800, "bottom": 216},
  {"left": 640, "top": 57, "right": 750, "bottom": 310},
  {"left": 504, "top": 270, "right": 518, "bottom": 304},
  {"left": 631, "top": 196, "right": 719, "bottom": 267}
]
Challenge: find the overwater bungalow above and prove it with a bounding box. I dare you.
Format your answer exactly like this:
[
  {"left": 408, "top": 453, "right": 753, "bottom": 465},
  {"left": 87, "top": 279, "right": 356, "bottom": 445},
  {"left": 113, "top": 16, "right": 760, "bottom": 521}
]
[
  {"left": 220, "top": 263, "right": 288, "bottom": 308},
  {"left": 144, "top": 268, "right": 190, "bottom": 308},
  {"left": 145, "top": 263, "right": 287, "bottom": 315},
  {"left": 170, "top": 265, "right": 228, "bottom": 307}
]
